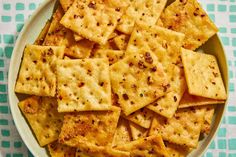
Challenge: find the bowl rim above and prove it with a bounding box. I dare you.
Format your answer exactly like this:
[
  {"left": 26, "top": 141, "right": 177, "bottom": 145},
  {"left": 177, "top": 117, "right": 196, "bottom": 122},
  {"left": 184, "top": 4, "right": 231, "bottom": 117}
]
[
  {"left": 7, "top": 0, "right": 229, "bottom": 156},
  {"left": 8, "top": 0, "right": 53, "bottom": 156}
]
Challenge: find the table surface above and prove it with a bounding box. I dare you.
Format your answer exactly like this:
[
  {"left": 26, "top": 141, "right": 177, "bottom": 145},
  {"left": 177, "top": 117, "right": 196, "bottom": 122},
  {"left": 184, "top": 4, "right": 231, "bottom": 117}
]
[{"left": 0, "top": 0, "right": 236, "bottom": 156}]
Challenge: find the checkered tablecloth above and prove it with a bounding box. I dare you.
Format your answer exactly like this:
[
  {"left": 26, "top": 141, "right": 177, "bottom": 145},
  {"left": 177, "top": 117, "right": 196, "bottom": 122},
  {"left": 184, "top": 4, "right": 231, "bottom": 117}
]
[{"left": 0, "top": 0, "right": 236, "bottom": 156}]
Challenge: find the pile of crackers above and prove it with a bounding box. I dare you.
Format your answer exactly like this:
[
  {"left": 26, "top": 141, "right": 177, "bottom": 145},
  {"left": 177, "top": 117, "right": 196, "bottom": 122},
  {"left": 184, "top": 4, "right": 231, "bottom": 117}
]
[{"left": 15, "top": 0, "right": 227, "bottom": 156}]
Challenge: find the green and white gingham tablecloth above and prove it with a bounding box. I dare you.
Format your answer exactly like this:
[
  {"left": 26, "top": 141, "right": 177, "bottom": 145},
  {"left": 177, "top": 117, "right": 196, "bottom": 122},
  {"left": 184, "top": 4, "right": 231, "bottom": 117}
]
[{"left": 0, "top": 0, "right": 236, "bottom": 156}]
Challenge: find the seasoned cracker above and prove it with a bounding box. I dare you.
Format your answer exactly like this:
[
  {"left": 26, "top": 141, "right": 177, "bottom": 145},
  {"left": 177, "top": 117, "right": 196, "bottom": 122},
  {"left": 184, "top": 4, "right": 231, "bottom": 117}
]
[
  {"left": 127, "top": 24, "right": 186, "bottom": 118},
  {"left": 113, "top": 34, "right": 130, "bottom": 50},
  {"left": 112, "top": 118, "right": 131, "bottom": 147},
  {"left": 43, "top": 6, "right": 94, "bottom": 59},
  {"left": 160, "top": 0, "right": 218, "bottom": 50},
  {"left": 181, "top": 48, "right": 227, "bottom": 100},
  {"left": 57, "top": 58, "right": 112, "bottom": 112},
  {"left": 34, "top": 20, "right": 51, "bottom": 45},
  {"left": 59, "top": 106, "right": 120, "bottom": 147},
  {"left": 15, "top": 45, "right": 64, "bottom": 97},
  {"left": 129, "top": 122, "right": 148, "bottom": 140},
  {"left": 123, "top": 108, "right": 153, "bottom": 129},
  {"left": 147, "top": 64, "right": 186, "bottom": 118},
  {"left": 18, "top": 96, "right": 64, "bottom": 146},
  {"left": 60, "top": 0, "right": 122, "bottom": 45},
  {"left": 91, "top": 49, "right": 125, "bottom": 65},
  {"left": 201, "top": 105, "right": 215, "bottom": 134},
  {"left": 179, "top": 91, "right": 224, "bottom": 108},
  {"left": 165, "top": 142, "right": 190, "bottom": 157},
  {"left": 117, "top": 0, "right": 167, "bottom": 34},
  {"left": 48, "top": 141, "right": 76, "bottom": 157},
  {"left": 149, "top": 107, "right": 205, "bottom": 148},
  {"left": 116, "top": 135, "right": 169, "bottom": 157},
  {"left": 127, "top": 24, "right": 185, "bottom": 64},
  {"left": 110, "top": 48, "right": 169, "bottom": 115},
  {"left": 76, "top": 145, "right": 130, "bottom": 157}
]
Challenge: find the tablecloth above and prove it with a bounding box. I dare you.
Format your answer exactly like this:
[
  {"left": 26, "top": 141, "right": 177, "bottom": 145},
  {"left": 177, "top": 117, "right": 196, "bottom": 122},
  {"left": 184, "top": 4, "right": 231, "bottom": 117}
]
[{"left": 0, "top": 0, "right": 236, "bottom": 156}]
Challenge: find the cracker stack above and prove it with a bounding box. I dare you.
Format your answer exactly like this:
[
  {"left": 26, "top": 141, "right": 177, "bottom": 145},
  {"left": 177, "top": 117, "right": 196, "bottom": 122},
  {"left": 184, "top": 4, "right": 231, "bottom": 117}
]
[{"left": 15, "top": 0, "right": 227, "bottom": 156}]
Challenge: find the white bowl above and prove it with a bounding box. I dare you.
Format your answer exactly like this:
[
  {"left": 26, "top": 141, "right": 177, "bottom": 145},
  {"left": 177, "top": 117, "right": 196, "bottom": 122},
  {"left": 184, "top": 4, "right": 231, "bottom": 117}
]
[{"left": 8, "top": 0, "right": 229, "bottom": 156}]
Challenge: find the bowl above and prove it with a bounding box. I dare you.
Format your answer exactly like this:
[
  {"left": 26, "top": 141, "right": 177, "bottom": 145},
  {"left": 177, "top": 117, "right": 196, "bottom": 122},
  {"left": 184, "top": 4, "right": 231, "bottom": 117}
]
[{"left": 8, "top": 0, "right": 229, "bottom": 156}]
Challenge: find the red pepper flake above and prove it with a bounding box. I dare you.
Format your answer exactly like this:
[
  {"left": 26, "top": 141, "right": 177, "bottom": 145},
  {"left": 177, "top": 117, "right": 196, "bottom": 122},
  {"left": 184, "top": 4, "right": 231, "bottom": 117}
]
[
  {"left": 78, "top": 82, "right": 85, "bottom": 87},
  {"left": 173, "top": 96, "right": 177, "bottom": 102},
  {"left": 122, "top": 94, "right": 129, "bottom": 100},
  {"left": 151, "top": 66, "right": 157, "bottom": 72},
  {"left": 138, "top": 61, "right": 146, "bottom": 69},
  {"left": 88, "top": 2, "right": 96, "bottom": 9},
  {"left": 144, "top": 52, "right": 153, "bottom": 64}
]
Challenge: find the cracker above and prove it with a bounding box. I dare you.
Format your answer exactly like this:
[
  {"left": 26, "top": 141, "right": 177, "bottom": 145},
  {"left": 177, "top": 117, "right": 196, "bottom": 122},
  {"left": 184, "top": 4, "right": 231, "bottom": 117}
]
[
  {"left": 123, "top": 108, "right": 153, "bottom": 129},
  {"left": 48, "top": 141, "right": 76, "bottom": 157},
  {"left": 149, "top": 107, "right": 205, "bottom": 148},
  {"left": 127, "top": 24, "right": 185, "bottom": 64},
  {"left": 113, "top": 34, "right": 130, "bottom": 50},
  {"left": 126, "top": 24, "right": 186, "bottom": 118},
  {"left": 181, "top": 48, "right": 227, "bottom": 100},
  {"left": 110, "top": 48, "right": 169, "bottom": 115},
  {"left": 116, "top": 135, "right": 169, "bottom": 157},
  {"left": 112, "top": 118, "right": 131, "bottom": 147},
  {"left": 15, "top": 45, "right": 64, "bottom": 97},
  {"left": 60, "top": 0, "right": 122, "bottom": 45},
  {"left": 165, "top": 142, "right": 190, "bottom": 157},
  {"left": 129, "top": 122, "right": 148, "bottom": 140},
  {"left": 34, "top": 20, "right": 51, "bottom": 45},
  {"left": 18, "top": 96, "right": 64, "bottom": 146},
  {"left": 43, "top": 6, "right": 94, "bottom": 59},
  {"left": 117, "top": 0, "right": 167, "bottom": 34},
  {"left": 160, "top": 0, "right": 218, "bottom": 50},
  {"left": 91, "top": 49, "right": 125, "bottom": 65},
  {"left": 76, "top": 145, "right": 130, "bottom": 157},
  {"left": 179, "top": 91, "right": 225, "bottom": 108},
  {"left": 59, "top": 106, "right": 121, "bottom": 147},
  {"left": 147, "top": 64, "right": 186, "bottom": 118},
  {"left": 201, "top": 105, "right": 215, "bottom": 134},
  {"left": 57, "top": 58, "right": 112, "bottom": 112}
]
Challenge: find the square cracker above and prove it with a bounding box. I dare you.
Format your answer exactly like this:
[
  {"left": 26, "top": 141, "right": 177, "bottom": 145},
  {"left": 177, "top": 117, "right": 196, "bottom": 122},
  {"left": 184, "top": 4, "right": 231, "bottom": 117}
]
[
  {"left": 165, "top": 142, "right": 190, "bottom": 157},
  {"left": 179, "top": 91, "right": 225, "bottom": 108},
  {"left": 91, "top": 49, "right": 125, "bottom": 65},
  {"left": 43, "top": 6, "right": 94, "bottom": 59},
  {"left": 122, "top": 108, "right": 153, "bottom": 129},
  {"left": 181, "top": 48, "right": 227, "bottom": 100},
  {"left": 112, "top": 118, "right": 131, "bottom": 147},
  {"left": 110, "top": 48, "right": 169, "bottom": 116},
  {"left": 48, "top": 141, "right": 76, "bottom": 157},
  {"left": 76, "top": 145, "right": 130, "bottom": 157},
  {"left": 15, "top": 44, "right": 64, "bottom": 97},
  {"left": 60, "top": 0, "right": 122, "bottom": 45},
  {"left": 149, "top": 107, "right": 205, "bottom": 148},
  {"left": 116, "top": 135, "right": 169, "bottom": 157},
  {"left": 18, "top": 96, "right": 64, "bottom": 146},
  {"left": 147, "top": 64, "right": 186, "bottom": 118},
  {"left": 59, "top": 106, "right": 121, "bottom": 147},
  {"left": 129, "top": 122, "right": 148, "bottom": 141},
  {"left": 57, "top": 58, "right": 112, "bottom": 112},
  {"left": 160, "top": 0, "right": 218, "bottom": 50},
  {"left": 201, "top": 105, "right": 215, "bottom": 134},
  {"left": 116, "top": 0, "right": 167, "bottom": 34},
  {"left": 127, "top": 24, "right": 186, "bottom": 118}
]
